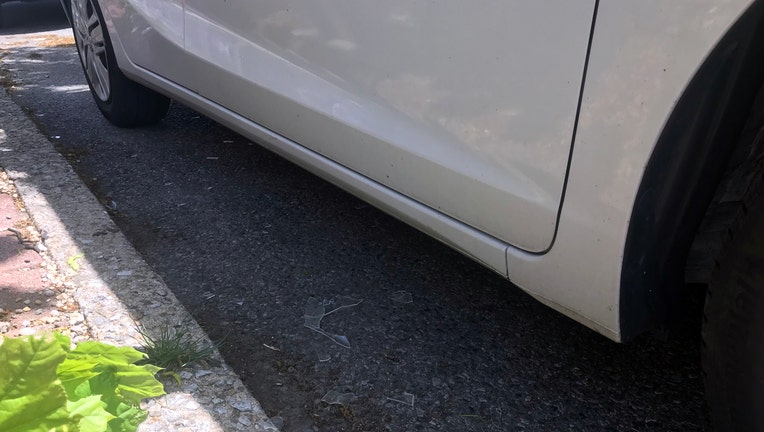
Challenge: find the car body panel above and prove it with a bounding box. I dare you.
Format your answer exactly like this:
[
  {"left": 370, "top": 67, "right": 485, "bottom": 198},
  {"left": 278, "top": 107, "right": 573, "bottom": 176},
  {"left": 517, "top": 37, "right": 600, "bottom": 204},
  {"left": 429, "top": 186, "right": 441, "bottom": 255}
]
[
  {"left": 182, "top": 1, "right": 595, "bottom": 253},
  {"left": 81, "top": 0, "right": 755, "bottom": 341},
  {"left": 99, "top": 0, "right": 191, "bottom": 89},
  {"left": 506, "top": 0, "right": 754, "bottom": 340},
  {"left": 107, "top": 67, "right": 514, "bottom": 277}
]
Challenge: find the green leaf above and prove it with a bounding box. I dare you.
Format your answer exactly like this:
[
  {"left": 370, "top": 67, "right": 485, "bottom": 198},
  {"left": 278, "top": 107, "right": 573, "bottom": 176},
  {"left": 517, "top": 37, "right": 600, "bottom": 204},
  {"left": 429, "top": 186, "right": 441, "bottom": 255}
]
[
  {"left": 67, "top": 341, "right": 146, "bottom": 366},
  {"left": 85, "top": 369, "right": 118, "bottom": 398},
  {"left": 89, "top": 372, "right": 148, "bottom": 432},
  {"left": 105, "top": 400, "right": 147, "bottom": 432},
  {"left": 0, "top": 335, "right": 72, "bottom": 432},
  {"left": 67, "top": 394, "right": 114, "bottom": 432},
  {"left": 80, "top": 368, "right": 157, "bottom": 432},
  {"left": 58, "top": 358, "right": 101, "bottom": 400},
  {"left": 67, "top": 253, "right": 84, "bottom": 272},
  {"left": 110, "top": 363, "right": 165, "bottom": 404},
  {"left": 59, "top": 341, "right": 156, "bottom": 402},
  {"left": 53, "top": 332, "right": 72, "bottom": 353}
]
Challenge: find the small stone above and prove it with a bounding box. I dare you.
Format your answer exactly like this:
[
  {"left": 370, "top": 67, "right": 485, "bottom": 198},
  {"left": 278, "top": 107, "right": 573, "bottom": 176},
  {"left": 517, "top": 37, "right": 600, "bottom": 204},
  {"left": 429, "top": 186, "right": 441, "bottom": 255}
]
[
  {"left": 0, "top": 322, "right": 9, "bottom": 332},
  {"left": 23, "top": 300, "right": 30, "bottom": 305},
  {"left": 195, "top": 370, "right": 213, "bottom": 378},
  {"left": 69, "top": 313, "right": 83, "bottom": 325},
  {"left": 21, "top": 307, "right": 30, "bottom": 312},
  {"left": 19, "top": 327, "right": 36, "bottom": 336},
  {"left": 43, "top": 289, "right": 55, "bottom": 297},
  {"left": 269, "top": 416, "right": 284, "bottom": 429},
  {"left": 34, "top": 309, "right": 42, "bottom": 315},
  {"left": 237, "top": 416, "right": 252, "bottom": 427},
  {"left": 228, "top": 398, "right": 252, "bottom": 412},
  {"left": 148, "top": 404, "right": 162, "bottom": 417},
  {"left": 50, "top": 310, "right": 60, "bottom": 316},
  {"left": 15, "top": 298, "right": 21, "bottom": 303},
  {"left": 184, "top": 400, "right": 200, "bottom": 410},
  {"left": 34, "top": 300, "right": 42, "bottom": 305}
]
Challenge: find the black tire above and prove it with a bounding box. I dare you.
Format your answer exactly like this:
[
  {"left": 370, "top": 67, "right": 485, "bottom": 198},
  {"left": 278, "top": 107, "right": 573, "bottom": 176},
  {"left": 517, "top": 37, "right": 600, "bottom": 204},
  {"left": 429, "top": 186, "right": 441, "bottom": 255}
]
[
  {"left": 70, "top": 0, "right": 169, "bottom": 127},
  {"left": 703, "top": 177, "right": 764, "bottom": 431}
]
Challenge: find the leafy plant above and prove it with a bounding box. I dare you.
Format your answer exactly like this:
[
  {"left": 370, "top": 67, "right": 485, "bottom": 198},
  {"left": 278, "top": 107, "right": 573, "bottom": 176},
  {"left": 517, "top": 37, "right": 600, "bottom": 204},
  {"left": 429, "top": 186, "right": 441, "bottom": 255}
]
[
  {"left": 135, "top": 320, "right": 219, "bottom": 373},
  {"left": 0, "top": 333, "right": 165, "bottom": 432}
]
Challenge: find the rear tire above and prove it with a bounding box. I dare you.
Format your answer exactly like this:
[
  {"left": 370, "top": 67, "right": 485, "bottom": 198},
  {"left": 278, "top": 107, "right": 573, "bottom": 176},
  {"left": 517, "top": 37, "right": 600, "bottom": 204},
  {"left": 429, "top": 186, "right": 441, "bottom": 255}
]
[
  {"left": 703, "top": 179, "right": 764, "bottom": 431},
  {"left": 70, "top": 0, "right": 169, "bottom": 127}
]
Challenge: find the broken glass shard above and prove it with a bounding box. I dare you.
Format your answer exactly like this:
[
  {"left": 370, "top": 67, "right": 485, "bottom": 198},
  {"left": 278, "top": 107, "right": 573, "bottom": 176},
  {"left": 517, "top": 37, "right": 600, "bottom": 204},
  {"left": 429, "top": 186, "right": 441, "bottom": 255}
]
[
  {"left": 324, "top": 296, "right": 363, "bottom": 316},
  {"left": 304, "top": 296, "right": 325, "bottom": 317},
  {"left": 322, "top": 389, "right": 355, "bottom": 406},
  {"left": 304, "top": 297, "right": 325, "bottom": 329},
  {"left": 386, "top": 392, "right": 415, "bottom": 406},
  {"left": 325, "top": 332, "right": 351, "bottom": 348},
  {"left": 306, "top": 326, "right": 351, "bottom": 348},
  {"left": 303, "top": 296, "right": 359, "bottom": 348},
  {"left": 312, "top": 341, "right": 331, "bottom": 362},
  {"left": 390, "top": 291, "right": 413, "bottom": 304}
]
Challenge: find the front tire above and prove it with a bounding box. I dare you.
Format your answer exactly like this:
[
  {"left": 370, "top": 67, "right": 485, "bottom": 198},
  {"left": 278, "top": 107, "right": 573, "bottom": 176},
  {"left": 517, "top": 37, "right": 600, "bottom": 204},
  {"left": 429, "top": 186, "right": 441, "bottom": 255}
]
[
  {"left": 70, "top": 0, "right": 169, "bottom": 127},
  {"left": 703, "top": 178, "right": 764, "bottom": 431}
]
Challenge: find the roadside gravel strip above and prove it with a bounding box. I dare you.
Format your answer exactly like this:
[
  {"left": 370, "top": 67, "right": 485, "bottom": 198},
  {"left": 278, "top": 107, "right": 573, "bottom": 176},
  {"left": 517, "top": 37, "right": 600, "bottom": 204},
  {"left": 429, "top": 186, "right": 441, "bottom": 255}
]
[{"left": 0, "top": 87, "right": 279, "bottom": 431}]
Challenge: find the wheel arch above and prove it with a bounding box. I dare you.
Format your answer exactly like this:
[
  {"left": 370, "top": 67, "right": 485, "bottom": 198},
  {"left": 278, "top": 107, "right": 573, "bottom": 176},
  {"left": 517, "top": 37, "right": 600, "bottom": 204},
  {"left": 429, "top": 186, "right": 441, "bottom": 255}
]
[{"left": 620, "top": 0, "right": 764, "bottom": 341}]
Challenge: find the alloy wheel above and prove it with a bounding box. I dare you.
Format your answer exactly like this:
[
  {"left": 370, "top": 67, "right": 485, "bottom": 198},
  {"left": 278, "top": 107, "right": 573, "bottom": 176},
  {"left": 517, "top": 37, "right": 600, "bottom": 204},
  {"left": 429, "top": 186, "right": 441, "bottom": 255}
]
[{"left": 72, "top": 0, "right": 110, "bottom": 101}]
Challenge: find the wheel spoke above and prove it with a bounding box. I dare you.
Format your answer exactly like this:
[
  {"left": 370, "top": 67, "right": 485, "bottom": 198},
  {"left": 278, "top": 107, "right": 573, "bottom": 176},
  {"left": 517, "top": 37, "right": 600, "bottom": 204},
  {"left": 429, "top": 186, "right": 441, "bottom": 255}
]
[
  {"left": 92, "top": 43, "right": 106, "bottom": 56},
  {"left": 92, "top": 55, "right": 110, "bottom": 97},
  {"left": 87, "top": 13, "right": 99, "bottom": 31},
  {"left": 86, "top": 52, "right": 104, "bottom": 98},
  {"left": 90, "top": 24, "right": 106, "bottom": 55},
  {"left": 73, "top": 6, "right": 88, "bottom": 37},
  {"left": 75, "top": 0, "right": 88, "bottom": 30}
]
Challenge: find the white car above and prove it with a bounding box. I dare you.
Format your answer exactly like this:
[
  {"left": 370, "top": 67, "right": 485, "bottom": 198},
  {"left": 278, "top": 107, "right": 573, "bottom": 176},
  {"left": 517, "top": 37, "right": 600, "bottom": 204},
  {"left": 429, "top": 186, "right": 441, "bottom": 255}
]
[{"left": 61, "top": 0, "right": 764, "bottom": 429}]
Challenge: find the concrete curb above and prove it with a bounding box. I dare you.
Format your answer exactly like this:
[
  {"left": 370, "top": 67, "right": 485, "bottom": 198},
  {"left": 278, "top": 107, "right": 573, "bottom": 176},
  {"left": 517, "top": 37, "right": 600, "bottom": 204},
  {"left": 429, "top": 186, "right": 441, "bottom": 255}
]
[{"left": 0, "top": 85, "right": 278, "bottom": 431}]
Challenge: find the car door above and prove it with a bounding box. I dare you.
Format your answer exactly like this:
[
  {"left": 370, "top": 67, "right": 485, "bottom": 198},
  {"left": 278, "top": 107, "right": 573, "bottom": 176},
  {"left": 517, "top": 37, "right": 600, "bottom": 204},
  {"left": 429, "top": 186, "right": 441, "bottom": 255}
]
[
  {"left": 182, "top": 1, "right": 595, "bottom": 253},
  {"left": 101, "top": 0, "right": 192, "bottom": 88}
]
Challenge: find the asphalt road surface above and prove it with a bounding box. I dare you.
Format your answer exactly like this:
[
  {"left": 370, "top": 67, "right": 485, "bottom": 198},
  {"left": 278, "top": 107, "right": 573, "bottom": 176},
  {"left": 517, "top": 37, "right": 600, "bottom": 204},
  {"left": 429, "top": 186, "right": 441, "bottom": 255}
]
[{"left": 1, "top": 3, "right": 709, "bottom": 431}]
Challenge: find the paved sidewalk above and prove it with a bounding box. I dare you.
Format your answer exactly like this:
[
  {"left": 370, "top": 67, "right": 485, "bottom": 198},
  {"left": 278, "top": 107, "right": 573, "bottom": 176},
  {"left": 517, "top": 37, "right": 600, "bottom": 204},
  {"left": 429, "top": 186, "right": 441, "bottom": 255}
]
[
  {"left": 0, "top": 171, "right": 89, "bottom": 340},
  {"left": 0, "top": 82, "right": 279, "bottom": 430}
]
